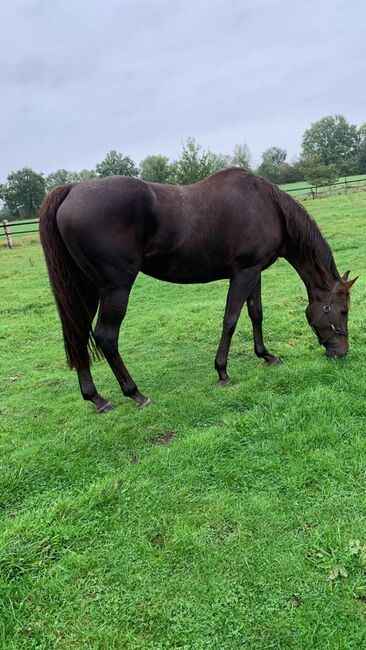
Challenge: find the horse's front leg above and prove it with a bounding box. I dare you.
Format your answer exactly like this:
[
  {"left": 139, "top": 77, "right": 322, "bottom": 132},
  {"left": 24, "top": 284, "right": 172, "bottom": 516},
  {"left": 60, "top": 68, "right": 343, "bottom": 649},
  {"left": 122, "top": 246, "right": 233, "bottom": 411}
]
[
  {"left": 215, "top": 265, "right": 261, "bottom": 384},
  {"left": 246, "top": 276, "right": 281, "bottom": 364}
]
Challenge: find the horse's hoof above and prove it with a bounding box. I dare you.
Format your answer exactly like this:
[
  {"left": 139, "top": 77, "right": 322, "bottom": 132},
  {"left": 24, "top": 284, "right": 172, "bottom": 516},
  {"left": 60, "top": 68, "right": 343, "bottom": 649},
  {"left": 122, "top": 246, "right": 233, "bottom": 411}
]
[
  {"left": 264, "top": 356, "right": 282, "bottom": 365},
  {"left": 135, "top": 395, "right": 152, "bottom": 409},
  {"left": 97, "top": 401, "right": 114, "bottom": 414},
  {"left": 216, "top": 377, "right": 231, "bottom": 386}
]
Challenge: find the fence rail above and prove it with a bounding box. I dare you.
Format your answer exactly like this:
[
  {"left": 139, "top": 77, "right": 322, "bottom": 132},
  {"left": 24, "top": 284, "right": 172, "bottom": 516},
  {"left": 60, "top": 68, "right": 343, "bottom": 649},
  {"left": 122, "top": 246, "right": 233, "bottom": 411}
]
[
  {"left": 2, "top": 175, "right": 366, "bottom": 247},
  {"left": 1, "top": 218, "right": 40, "bottom": 246},
  {"left": 282, "top": 174, "right": 366, "bottom": 199}
]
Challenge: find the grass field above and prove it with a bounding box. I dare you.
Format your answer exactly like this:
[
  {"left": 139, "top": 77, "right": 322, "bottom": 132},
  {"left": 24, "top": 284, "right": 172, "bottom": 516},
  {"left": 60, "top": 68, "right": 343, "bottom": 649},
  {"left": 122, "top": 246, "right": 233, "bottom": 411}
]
[{"left": 1, "top": 192, "right": 366, "bottom": 649}]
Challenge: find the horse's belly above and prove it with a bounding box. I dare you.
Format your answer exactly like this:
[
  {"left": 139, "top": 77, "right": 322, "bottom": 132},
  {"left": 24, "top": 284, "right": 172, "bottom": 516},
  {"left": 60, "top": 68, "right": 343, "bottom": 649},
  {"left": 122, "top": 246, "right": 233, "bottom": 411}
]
[{"left": 141, "top": 252, "right": 230, "bottom": 283}]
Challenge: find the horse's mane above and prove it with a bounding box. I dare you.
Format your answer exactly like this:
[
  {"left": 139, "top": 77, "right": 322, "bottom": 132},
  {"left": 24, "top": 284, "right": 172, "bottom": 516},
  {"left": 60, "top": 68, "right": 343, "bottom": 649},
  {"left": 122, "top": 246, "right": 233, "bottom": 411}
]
[{"left": 269, "top": 182, "right": 340, "bottom": 287}]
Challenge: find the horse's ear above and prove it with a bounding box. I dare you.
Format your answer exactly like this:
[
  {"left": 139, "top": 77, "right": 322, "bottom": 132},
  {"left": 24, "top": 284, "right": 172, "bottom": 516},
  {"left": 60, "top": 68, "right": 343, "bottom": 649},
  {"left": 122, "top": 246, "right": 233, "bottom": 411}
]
[
  {"left": 338, "top": 275, "right": 358, "bottom": 292},
  {"left": 341, "top": 270, "right": 350, "bottom": 281},
  {"left": 346, "top": 276, "right": 358, "bottom": 290}
]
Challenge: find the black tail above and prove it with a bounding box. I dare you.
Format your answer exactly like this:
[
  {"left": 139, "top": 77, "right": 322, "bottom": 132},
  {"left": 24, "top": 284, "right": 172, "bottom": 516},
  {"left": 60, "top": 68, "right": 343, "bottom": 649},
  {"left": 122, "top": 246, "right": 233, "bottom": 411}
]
[{"left": 39, "top": 184, "right": 103, "bottom": 370}]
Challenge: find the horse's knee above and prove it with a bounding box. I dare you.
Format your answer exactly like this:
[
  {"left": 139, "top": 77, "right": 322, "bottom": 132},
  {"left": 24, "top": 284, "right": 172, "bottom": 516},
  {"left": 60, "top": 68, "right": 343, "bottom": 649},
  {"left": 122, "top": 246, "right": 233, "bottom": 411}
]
[
  {"left": 249, "top": 308, "right": 263, "bottom": 323},
  {"left": 223, "top": 316, "right": 237, "bottom": 337},
  {"left": 94, "top": 328, "right": 118, "bottom": 356}
]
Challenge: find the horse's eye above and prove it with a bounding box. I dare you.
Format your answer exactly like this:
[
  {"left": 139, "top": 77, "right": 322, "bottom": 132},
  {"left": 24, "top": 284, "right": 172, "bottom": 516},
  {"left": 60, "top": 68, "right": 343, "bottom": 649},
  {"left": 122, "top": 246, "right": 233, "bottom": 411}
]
[{"left": 341, "top": 310, "right": 348, "bottom": 316}]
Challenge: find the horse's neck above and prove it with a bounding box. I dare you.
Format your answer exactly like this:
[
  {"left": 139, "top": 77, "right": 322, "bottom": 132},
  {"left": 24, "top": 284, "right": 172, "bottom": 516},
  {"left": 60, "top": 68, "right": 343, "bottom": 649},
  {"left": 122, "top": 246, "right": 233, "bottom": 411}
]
[
  {"left": 285, "top": 250, "right": 336, "bottom": 300},
  {"left": 279, "top": 192, "right": 340, "bottom": 298}
]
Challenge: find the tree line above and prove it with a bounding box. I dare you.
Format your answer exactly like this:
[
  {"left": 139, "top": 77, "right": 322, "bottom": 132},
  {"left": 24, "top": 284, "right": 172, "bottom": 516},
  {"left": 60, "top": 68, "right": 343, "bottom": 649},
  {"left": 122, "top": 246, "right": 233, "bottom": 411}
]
[{"left": 1, "top": 114, "right": 365, "bottom": 220}]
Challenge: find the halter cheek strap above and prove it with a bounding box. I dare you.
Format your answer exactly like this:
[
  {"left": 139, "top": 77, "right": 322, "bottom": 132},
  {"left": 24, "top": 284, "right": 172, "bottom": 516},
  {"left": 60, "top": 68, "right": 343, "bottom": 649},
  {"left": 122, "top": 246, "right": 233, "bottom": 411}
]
[
  {"left": 311, "top": 304, "right": 348, "bottom": 345},
  {"left": 310, "top": 282, "right": 348, "bottom": 345}
]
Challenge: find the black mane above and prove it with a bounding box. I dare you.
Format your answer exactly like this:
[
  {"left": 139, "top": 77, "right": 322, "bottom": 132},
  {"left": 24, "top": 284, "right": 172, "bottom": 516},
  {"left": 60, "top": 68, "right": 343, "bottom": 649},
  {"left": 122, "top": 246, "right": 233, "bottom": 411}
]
[{"left": 270, "top": 182, "right": 340, "bottom": 286}]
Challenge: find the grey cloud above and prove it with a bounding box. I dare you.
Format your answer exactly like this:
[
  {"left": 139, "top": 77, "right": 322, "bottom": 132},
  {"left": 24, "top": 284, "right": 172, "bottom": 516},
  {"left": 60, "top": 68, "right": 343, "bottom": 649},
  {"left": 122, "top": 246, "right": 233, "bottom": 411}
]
[{"left": 0, "top": 0, "right": 365, "bottom": 180}]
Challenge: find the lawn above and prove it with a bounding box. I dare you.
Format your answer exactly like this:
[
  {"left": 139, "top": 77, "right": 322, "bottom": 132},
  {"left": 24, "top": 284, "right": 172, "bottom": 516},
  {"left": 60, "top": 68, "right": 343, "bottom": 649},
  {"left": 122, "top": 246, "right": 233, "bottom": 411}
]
[{"left": 0, "top": 192, "right": 365, "bottom": 649}]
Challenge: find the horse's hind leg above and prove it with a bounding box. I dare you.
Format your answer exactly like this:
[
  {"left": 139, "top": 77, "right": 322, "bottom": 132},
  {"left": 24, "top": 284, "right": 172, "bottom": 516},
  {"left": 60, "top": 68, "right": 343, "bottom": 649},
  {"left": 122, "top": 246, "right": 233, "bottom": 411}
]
[
  {"left": 75, "top": 286, "right": 112, "bottom": 413},
  {"left": 215, "top": 265, "right": 261, "bottom": 384},
  {"left": 94, "top": 282, "right": 150, "bottom": 408},
  {"left": 78, "top": 367, "right": 113, "bottom": 413},
  {"left": 246, "top": 276, "right": 281, "bottom": 364}
]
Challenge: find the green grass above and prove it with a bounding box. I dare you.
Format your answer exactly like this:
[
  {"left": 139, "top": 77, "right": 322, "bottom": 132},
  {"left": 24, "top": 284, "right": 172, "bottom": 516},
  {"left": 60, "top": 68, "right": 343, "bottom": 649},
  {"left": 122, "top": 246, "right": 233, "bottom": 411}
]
[{"left": 0, "top": 192, "right": 366, "bottom": 649}]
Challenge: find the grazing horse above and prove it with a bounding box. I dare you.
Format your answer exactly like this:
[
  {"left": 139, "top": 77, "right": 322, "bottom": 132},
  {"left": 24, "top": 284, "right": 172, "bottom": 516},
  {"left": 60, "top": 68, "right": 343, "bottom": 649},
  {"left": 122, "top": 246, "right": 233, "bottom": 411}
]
[{"left": 39, "top": 168, "right": 356, "bottom": 413}]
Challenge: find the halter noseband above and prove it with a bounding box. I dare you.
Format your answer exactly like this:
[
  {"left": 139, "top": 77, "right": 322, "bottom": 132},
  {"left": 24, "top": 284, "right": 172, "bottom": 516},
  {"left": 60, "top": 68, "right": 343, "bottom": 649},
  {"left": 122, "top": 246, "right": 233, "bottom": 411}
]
[{"left": 310, "top": 282, "right": 348, "bottom": 345}]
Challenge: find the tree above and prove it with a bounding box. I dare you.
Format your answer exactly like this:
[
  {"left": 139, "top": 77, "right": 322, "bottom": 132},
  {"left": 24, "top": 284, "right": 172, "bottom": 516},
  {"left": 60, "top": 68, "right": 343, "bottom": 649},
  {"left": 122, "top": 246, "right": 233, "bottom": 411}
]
[
  {"left": 262, "top": 146, "right": 287, "bottom": 165},
  {"left": 172, "top": 138, "right": 218, "bottom": 184},
  {"left": 302, "top": 115, "right": 359, "bottom": 167},
  {"left": 256, "top": 147, "right": 288, "bottom": 183},
  {"left": 139, "top": 155, "right": 173, "bottom": 183},
  {"left": 281, "top": 158, "right": 304, "bottom": 183},
  {"left": 231, "top": 143, "right": 252, "bottom": 169},
  {"left": 96, "top": 150, "right": 138, "bottom": 177},
  {"left": 1, "top": 168, "right": 45, "bottom": 219},
  {"left": 46, "top": 168, "right": 97, "bottom": 191},
  {"left": 275, "top": 162, "right": 303, "bottom": 184},
  {"left": 46, "top": 169, "right": 73, "bottom": 191},
  {"left": 356, "top": 123, "right": 366, "bottom": 173},
  {"left": 207, "top": 152, "right": 232, "bottom": 172},
  {"left": 300, "top": 155, "right": 339, "bottom": 190},
  {"left": 71, "top": 169, "right": 97, "bottom": 183}
]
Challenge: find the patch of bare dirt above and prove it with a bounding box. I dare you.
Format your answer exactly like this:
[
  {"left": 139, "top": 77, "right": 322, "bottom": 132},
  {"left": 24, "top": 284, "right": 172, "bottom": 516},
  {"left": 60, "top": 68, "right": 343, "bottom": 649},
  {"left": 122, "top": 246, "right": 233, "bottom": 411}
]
[{"left": 150, "top": 431, "right": 174, "bottom": 446}]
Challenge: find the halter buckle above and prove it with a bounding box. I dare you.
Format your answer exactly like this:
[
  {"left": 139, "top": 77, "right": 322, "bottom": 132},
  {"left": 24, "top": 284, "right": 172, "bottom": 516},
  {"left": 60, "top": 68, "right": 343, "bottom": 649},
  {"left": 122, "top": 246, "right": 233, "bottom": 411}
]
[{"left": 323, "top": 305, "right": 331, "bottom": 313}]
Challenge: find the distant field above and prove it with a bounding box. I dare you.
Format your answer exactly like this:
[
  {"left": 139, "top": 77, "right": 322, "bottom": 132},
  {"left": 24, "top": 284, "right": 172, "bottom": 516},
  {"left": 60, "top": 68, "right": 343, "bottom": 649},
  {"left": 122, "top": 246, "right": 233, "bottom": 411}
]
[
  {"left": 280, "top": 173, "right": 366, "bottom": 197},
  {"left": 1, "top": 191, "right": 365, "bottom": 648}
]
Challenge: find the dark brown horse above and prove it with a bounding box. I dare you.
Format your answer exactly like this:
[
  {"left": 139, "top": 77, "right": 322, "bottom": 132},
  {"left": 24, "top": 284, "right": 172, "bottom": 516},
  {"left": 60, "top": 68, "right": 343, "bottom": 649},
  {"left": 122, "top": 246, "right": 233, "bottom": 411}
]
[{"left": 39, "top": 168, "right": 356, "bottom": 413}]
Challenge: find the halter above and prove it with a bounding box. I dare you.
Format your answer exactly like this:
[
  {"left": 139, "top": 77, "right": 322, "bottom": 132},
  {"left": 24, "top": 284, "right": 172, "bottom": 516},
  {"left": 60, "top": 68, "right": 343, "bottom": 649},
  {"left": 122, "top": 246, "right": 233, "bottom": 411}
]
[{"left": 310, "top": 282, "right": 348, "bottom": 345}]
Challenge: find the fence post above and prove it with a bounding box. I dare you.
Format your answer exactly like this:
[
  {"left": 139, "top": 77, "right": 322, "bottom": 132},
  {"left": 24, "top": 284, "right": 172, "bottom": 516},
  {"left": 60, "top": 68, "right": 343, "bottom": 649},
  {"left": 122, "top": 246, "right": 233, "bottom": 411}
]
[{"left": 2, "top": 220, "right": 13, "bottom": 249}]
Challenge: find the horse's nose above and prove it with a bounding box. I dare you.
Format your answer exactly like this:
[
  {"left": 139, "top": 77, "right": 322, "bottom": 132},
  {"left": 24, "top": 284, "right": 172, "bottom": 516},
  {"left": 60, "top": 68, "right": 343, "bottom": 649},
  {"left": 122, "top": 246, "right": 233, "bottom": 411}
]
[{"left": 325, "top": 347, "right": 348, "bottom": 359}]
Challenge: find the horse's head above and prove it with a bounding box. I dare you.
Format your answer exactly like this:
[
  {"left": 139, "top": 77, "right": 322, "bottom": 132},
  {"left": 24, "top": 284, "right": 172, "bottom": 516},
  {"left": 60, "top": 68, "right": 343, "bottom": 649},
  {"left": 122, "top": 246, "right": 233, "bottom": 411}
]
[{"left": 306, "top": 271, "right": 357, "bottom": 358}]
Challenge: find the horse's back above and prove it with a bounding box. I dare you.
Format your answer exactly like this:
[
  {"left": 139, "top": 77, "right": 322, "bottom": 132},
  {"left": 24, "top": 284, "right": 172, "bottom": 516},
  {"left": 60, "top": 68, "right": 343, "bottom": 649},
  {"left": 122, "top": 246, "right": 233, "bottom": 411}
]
[{"left": 142, "top": 169, "right": 283, "bottom": 282}]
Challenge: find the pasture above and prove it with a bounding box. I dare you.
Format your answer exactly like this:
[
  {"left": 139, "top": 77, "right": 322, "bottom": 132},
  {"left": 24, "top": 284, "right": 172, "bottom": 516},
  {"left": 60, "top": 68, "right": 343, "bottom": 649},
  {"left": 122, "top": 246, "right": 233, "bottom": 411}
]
[
  {"left": 279, "top": 174, "right": 366, "bottom": 197},
  {"left": 0, "top": 191, "right": 365, "bottom": 649}
]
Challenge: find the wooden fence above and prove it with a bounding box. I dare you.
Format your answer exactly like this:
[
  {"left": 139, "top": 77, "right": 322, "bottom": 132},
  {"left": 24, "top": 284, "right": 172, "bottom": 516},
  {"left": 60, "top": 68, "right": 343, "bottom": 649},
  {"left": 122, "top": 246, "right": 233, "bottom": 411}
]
[
  {"left": 1, "top": 218, "right": 39, "bottom": 247},
  {"left": 281, "top": 175, "right": 366, "bottom": 200}
]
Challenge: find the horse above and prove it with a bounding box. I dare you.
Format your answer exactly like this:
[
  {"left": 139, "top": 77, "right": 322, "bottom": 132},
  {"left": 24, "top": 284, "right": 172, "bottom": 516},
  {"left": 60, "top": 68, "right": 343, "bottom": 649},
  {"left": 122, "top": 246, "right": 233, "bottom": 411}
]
[{"left": 39, "top": 168, "right": 356, "bottom": 413}]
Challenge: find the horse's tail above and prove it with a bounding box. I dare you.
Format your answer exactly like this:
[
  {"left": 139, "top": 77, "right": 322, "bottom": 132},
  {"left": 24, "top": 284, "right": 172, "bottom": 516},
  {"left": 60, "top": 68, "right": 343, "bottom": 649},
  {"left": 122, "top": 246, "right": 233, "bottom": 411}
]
[{"left": 39, "top": 184, "right": 103, "bottom": 370}]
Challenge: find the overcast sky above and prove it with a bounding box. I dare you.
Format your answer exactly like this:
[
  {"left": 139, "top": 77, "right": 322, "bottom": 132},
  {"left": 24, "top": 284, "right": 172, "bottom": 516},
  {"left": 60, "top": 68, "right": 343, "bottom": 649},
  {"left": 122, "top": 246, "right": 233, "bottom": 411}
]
[{"left": 1, "top": 0, "right": 365, "bottom": 182}]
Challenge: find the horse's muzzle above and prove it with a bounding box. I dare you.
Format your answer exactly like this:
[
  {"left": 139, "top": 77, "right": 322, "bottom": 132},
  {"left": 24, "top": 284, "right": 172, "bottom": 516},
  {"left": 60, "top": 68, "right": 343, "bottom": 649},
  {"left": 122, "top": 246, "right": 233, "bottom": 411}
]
[{"left": 325, "top": 347, "right": 348, "bottom": 359}]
